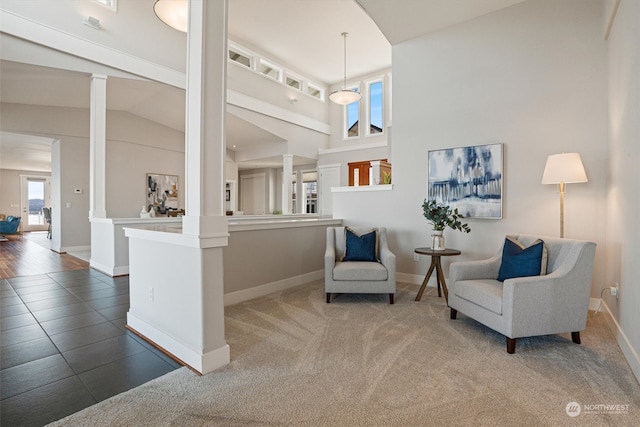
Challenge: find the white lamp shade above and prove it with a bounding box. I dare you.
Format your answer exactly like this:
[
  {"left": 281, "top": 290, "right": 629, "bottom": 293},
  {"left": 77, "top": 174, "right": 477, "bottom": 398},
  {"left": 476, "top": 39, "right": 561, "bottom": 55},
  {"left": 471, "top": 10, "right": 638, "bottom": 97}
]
[
  {"left": 154, "top": 0, "right": 188, "bottom": 33},
  {"left": 329, "top": 89, "right": 362, "bottom": 105},
  {"left": 541, "top": 153, "right": 588, "bottom": 184}
]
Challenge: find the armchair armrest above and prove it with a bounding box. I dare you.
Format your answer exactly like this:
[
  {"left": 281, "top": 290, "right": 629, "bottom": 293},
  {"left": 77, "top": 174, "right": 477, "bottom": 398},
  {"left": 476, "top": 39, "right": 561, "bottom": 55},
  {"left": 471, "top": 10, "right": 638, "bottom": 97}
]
[
  {"left": 380, "top": 247, "right": 396, "bottom": 271},
  {"left": 449, "top": 254, "right": 501, "bottom": 285},
  {"left": 324, "top": 243, "right": 336, "bottom": 265},
  {"left": 324, "top": 228, "right": 336, "bottom": 281}
]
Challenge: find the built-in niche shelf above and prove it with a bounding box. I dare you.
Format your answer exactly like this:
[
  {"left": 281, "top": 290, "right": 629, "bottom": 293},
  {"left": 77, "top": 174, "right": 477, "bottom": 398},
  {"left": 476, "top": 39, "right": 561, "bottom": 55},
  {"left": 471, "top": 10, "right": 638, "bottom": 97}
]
[{"left": 348, "top": 159, "right": 391, "bottom": 186}]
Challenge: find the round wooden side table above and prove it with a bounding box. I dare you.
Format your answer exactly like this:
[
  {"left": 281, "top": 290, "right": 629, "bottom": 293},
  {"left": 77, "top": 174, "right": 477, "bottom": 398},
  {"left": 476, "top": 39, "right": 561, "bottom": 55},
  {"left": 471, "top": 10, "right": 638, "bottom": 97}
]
[{"left": 414, "top": 247, "right": 461, "bottom": 304}]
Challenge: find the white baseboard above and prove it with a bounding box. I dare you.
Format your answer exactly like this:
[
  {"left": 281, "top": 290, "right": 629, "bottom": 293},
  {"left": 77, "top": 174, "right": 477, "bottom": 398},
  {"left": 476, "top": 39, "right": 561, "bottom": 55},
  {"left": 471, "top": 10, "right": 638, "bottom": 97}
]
[
  {"left": 127, "top": 312, "right": 230, "bottom": 375},
  {"left": 588, "top": 297, "right": 601, "bottom": 311},
  {"left": 89, "top": 260, "right": 129, "bottom": 277},
  {"left": 600, "top": 300, "right": 640, "bottom": 383},
  {"left": 396, "top": 271, "right": 442, "bottom": 288},
  {"left": 112, "top": 265, "right": 129, "bottom": 276},
  {"left": 224, "top": 270, "right": 324, "bottom": 306},
  {"left": 397, "top": 272, "right": 438, "bottom": 287},
  {"left": 60, "top": 245, "right": 90, "bottom": 253}
]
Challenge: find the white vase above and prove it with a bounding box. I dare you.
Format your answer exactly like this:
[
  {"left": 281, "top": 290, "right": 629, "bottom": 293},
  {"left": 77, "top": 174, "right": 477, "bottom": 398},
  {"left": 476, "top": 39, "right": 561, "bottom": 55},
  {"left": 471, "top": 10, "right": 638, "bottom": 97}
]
[
  {"left": 431, "top": 230, "right": 445, "bottom": 251},
  {"left": 140, "top": 206, "right": 151, "bottom": 219}
]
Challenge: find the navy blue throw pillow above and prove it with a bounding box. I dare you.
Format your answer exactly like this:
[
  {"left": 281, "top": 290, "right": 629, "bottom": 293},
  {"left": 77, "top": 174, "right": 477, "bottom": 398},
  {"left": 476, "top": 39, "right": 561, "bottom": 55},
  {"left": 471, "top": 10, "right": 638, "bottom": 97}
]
[
  {"left": 343, "top": 228, "right": 378, "bottom": 262},
  {"left": 497, "top": 237, "right": 546, "bottom": 282}
]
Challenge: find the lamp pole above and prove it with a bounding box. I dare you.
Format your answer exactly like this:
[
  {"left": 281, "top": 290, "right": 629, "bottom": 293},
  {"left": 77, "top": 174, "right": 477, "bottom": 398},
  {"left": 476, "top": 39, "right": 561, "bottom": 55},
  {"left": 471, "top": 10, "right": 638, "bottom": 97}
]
[
  {"left": 542, "top": 152, "right": 588, "bottom": 239},
  {"left": 559, "top": 182, "right": 566, "bottom": 238}
]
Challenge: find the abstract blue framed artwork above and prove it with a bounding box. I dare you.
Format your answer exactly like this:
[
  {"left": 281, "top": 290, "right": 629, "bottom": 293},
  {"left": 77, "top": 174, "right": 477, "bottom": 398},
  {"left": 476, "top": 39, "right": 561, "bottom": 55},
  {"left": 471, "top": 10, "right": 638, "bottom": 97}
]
[{"left": 427, "top": 143, "right": 503, "bottom": 219}]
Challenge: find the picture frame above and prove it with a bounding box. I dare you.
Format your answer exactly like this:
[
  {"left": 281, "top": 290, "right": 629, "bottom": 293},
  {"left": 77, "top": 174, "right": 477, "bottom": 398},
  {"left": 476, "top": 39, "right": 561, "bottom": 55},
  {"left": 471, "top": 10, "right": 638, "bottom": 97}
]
[
  {"left": 147, "top": 173, "right": 179, "bottom": 214},
  {"left": 427, "top": 143, "right": 503, "bottom": 219}
]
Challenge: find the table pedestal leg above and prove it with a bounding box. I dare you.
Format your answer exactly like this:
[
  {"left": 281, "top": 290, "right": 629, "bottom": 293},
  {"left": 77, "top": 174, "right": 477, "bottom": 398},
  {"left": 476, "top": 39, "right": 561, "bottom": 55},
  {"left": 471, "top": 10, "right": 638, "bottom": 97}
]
[
  {"left": 415, "top": 256, "right": 440, "bottom": 301},
  {"left": 435, "top": 259, "right": 448, "bottom": 304}
]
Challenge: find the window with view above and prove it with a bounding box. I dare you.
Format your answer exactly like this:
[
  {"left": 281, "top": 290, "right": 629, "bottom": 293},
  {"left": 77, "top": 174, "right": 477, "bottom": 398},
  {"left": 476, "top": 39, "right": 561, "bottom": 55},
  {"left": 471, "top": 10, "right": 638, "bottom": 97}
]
[
  {"left": 286, "top": 76, "right": 301, "bottom": 90},
  {"left": 93, "top": 0, "right": 117, "bottom": 11},
  {"left": 368, "top": 80, "right": 383, "bottom": 135},
  {"left": 229, "top": 49, "right": 252, "bottom": 68},
  {"left": 306, "top": 83, "right": 323, "bottom": 100},
  {"left": 260, "top": 60, "right": 282, "bottom": 81},
  {"left": 345, "top": 87, "right": 360, "bottom": 138}
]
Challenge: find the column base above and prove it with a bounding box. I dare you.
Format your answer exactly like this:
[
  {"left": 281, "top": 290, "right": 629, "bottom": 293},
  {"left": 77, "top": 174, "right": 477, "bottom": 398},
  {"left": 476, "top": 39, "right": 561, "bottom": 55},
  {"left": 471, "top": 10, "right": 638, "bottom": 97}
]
[{"left": 127, "top": 313, "right": 230, "bottom": 375}]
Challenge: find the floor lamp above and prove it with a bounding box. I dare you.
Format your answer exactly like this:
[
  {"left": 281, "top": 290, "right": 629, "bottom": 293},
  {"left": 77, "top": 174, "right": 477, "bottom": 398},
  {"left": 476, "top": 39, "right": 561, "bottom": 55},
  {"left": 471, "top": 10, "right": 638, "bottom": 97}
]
[{"left": 541, "top": 153, "right": 588, "bottom": 238}]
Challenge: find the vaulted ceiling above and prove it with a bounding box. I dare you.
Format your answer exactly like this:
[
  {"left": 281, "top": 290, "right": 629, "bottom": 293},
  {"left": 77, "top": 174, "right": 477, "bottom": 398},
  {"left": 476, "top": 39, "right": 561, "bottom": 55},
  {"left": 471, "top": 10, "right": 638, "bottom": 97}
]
[{"left": 0, "top": 0, "right": 524, "bottom": 172}]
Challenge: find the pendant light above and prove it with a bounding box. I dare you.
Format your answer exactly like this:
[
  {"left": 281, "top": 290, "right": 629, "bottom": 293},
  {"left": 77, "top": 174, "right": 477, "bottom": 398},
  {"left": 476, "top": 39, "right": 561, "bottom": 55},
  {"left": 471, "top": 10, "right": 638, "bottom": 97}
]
[
  {"left": 329, "top": 32, "right": 362, "bottom": 105},
  {"left": 154, "top": 0, "right": 188, "bottom": 33}
]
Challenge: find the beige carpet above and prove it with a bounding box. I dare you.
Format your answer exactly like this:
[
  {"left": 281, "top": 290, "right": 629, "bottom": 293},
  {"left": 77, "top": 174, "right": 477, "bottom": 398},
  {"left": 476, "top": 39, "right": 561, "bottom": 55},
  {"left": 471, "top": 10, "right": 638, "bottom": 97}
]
[{"left": 50, "top": 281, "right": 639, "bottom": 426}]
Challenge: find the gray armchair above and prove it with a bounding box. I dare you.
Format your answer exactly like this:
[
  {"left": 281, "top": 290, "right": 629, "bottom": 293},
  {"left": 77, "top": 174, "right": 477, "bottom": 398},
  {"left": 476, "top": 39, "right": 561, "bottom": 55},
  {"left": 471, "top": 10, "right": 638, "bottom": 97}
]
[
  {"left": 325, "top": 226, "right": 396, "bottom": 304},
  {"left": 448, "top": 234, "right": 596, "bottom": 353}
]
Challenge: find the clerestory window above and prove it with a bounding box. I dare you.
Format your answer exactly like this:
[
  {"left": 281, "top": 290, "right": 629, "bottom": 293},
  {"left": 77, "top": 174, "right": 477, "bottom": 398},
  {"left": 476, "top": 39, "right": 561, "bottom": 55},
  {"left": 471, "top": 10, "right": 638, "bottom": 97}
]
[
  {"left": 260, "top": 60, "right": 282, "bottom": 82},
  {"left": 229, "top": 48, "right": 252, "bottom": 68},
  {"left": 92, "top": 0, "right": 117, "bottom": 11}
]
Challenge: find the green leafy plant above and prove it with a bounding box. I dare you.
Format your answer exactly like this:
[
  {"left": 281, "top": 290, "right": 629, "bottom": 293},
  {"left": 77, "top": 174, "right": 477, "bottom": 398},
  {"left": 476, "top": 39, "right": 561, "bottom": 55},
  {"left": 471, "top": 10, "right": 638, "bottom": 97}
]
[
  {"left": 382, "top": 171, "right": 392, "bottom": 184},
  {"left": 421, "top": 199, "right": 471, "bottom": 233}
]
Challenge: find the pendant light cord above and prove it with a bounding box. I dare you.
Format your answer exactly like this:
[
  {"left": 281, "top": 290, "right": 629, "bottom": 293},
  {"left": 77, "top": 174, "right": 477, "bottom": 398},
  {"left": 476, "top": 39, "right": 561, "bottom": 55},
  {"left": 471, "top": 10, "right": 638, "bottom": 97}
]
[{"left": 342, "top": 32, "right": 348, "bottom": 90}]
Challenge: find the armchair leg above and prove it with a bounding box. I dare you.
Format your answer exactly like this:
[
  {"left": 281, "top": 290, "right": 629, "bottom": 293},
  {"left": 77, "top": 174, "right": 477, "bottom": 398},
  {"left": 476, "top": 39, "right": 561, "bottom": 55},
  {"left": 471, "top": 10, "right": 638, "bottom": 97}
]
[
  {"left": 389, "top": 294, "right": 394, "bottom": 304},
  {"left": 326, "top": 293, "right": 331, "bottom": 303},
  {"left": 450, "top": 308, "right": 457, "bottom": 319},
  {"left": 571, "top": 331, "right": 581, "bottom": 344},
  {"left": 506, "top": 337, "right": 516, "bottom": 354}
]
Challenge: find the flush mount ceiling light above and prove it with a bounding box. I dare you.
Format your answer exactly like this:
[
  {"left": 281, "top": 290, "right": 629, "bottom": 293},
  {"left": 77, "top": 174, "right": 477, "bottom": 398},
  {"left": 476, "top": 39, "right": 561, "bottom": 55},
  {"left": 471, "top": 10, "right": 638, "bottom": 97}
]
[
  {"left": 329, "top": 32, "right": 362, "bottom": 105},
  {"left": 153, "top": 0, "right": 188, "bottom": 32}
]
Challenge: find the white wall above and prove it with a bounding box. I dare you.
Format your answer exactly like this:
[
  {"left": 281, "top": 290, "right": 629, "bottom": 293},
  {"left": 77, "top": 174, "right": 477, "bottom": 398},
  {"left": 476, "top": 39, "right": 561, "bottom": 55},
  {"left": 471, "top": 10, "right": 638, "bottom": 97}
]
[
  {"left": 604, "top": 0, "right": 640, "bottom": 380},
  {"left": 334, "top": 1, "right": 608, "bottom": 285},
  {"left": 228, "top": 60, "right": 328, "bottom": 124},
  {"left": 0, "top": 0, "right": 186, "bottom": 73},
  {"left": 106, "top": 110, "right": 185, "bottom": 218},
  {"left": 223, "top": 223, "right": 331, "bottom": 296},
  {"left": 52, "top": 136, "right": 90, "bottom": 251}
]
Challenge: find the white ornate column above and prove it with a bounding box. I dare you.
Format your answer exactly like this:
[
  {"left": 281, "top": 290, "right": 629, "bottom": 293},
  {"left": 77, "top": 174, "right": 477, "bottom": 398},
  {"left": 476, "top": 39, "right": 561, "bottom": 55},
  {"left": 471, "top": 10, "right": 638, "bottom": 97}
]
[
  {"left": 282, "top": 154, "right": 293, "bottom": 214},
  {"left": 89, "top": 74, "right": 107, "bottom": 219},
  {"left": 125, "top": 0, "right": 230, "bottom": 375},
  {"left": 295, "top": 170, "right": 304, "bottom": 214}
]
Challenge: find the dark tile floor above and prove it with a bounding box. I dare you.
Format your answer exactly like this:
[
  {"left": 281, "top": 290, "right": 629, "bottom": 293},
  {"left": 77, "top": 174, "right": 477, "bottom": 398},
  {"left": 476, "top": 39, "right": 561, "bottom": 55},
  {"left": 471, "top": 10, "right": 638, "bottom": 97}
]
[{"left": 1, "top": 269, "right": 181, "bottom": 426}]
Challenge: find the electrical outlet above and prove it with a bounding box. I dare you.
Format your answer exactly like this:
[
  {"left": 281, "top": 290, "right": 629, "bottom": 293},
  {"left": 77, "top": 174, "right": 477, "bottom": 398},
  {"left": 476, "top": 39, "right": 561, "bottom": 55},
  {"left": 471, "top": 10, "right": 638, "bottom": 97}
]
[
  {"left": 149, "top": 287, "right": 154, "bottom": 302},
  {"left": 413, "top": 253, "right": 420, "bottom": 262},
  {"left": 611, "top": 283, "right": 619, "bottom": 298}
]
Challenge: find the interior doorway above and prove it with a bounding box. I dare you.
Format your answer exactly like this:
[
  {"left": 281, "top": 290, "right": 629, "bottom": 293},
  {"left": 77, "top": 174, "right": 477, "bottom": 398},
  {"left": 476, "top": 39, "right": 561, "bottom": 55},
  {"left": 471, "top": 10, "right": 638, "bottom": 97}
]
[
  {"left": 240, "top": 173, "right": 266, "bottom": 215},
  {"left": 318, "top": 164, "right": 341, "bottom": 216},
  {"left": 20, "top": 175, "right": 51, "bottom": 232}
]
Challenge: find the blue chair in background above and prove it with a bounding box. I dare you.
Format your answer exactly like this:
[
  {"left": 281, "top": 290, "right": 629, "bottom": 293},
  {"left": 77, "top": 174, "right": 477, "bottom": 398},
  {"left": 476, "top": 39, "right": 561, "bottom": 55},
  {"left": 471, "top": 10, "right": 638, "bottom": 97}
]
[{"left": 0, "top": 216, "right": 22, "bottom": 239}]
